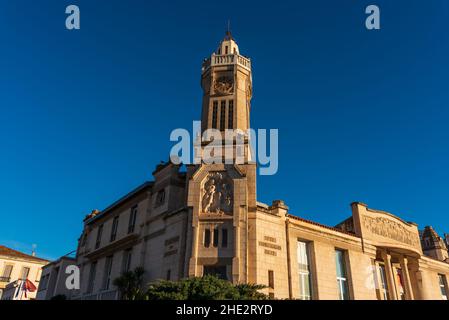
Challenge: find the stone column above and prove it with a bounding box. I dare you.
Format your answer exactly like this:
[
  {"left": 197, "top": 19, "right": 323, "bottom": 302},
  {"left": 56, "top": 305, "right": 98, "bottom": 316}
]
[
  {"left": 400, "top": 256, "right": 414, "bottom": 300},
  {"left": 232, "top": 225, "right": 240, "bottom": 283},
  {"left": 381, "top": 251, "right": 398, "bottom": 300}
]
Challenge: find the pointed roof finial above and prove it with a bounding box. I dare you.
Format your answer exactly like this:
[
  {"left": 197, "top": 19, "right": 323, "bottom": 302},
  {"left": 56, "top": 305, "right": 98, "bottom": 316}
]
[{"left": 226, "top": 19, "right": 232, "bottom": 39}]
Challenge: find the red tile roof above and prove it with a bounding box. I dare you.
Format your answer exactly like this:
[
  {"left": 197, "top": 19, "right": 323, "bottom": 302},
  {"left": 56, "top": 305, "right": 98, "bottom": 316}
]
[{"left": 0, "top": 245, "right": 49, "bottom": 263}]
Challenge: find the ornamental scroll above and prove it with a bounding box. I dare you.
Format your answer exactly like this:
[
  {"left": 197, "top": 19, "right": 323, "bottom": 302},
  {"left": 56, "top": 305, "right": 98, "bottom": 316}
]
[
  {"left": 201, "top": 172, "right": 233, "bottom": 215},
  {"left": 362, "top": 216, "right": 419, "bottom": 247}
]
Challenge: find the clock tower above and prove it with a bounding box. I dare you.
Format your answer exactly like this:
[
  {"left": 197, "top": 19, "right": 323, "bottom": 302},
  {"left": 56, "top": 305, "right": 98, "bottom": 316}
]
[{"left": 186, "top": 31, "right": 257, "bottom": 283}]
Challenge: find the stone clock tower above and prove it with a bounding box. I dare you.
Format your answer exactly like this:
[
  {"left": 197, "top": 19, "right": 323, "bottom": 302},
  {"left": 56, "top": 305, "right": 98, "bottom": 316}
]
[{"left": 186, "top": 31, "right": 257, "bottom": 284}]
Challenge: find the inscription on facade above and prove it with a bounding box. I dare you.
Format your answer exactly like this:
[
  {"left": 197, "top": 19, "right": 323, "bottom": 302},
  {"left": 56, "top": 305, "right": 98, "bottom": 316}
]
[
  {"left": 264, "top": 249, "right": 277, "bottom": 256},
  {"left": 362, "top": 216, "right": 419, "bottom": 247},
  {"left": 259, "top": 241, "right": 281, "bottom": 251},
  {"left": 264, "top": 236, "right": 277, "bottom": 243}
]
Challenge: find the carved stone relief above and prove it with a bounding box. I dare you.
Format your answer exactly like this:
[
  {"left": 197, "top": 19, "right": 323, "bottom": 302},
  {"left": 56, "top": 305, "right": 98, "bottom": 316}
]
[
  {"left": 362, "top": 216, "right": 419, "bottom": 247},
  {"left": 201, "top": 172, "right": 233, "bottom": 214}
]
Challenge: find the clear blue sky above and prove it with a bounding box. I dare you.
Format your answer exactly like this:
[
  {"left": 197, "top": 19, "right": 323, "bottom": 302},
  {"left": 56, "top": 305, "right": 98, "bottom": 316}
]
[{"left": 1, "top": 0, "right": 448, "bottom": 260}]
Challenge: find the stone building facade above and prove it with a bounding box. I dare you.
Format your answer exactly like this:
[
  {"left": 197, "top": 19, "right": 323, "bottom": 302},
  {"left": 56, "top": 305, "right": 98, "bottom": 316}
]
[
  {"left": 42, "top": 33, "right": 449, "bottom": 300},
  {"left": 0, "top": 245, "right": 49, "bottom": 300}
]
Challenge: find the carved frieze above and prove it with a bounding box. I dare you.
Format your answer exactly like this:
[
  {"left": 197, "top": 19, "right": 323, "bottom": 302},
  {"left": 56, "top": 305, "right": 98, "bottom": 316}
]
[{"left": 362, "top": 216, "right": 419, "bottom": 247}]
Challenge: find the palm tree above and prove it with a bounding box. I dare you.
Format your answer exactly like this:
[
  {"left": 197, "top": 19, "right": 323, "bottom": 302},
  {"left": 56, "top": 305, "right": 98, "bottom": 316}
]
[{"left": 113, "top": 267, "right": 145, "bottom": 300}]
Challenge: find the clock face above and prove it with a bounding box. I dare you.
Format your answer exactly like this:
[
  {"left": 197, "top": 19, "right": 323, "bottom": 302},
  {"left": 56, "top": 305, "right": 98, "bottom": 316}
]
[{"left": 213, "top": 76, "right": 234, "bottom": 95}]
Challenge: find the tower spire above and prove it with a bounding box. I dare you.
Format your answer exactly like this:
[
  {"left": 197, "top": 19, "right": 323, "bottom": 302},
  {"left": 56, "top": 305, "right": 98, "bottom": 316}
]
[{"left": 226, "top": 19, "right": 232, "bottom": 39}]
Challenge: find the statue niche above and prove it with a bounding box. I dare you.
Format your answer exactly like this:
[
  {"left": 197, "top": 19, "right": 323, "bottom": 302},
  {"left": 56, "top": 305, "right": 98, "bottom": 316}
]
[{"left": 201, "top": 172, "right": 233, "bottom": 215}]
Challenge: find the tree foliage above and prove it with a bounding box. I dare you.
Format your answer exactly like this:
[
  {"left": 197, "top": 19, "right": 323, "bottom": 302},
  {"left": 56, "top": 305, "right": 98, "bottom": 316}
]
[
  {"left": 145, "top": 274, "right": 269, "bottom": 300},
  {"left": 112, "top": 267, "right": 146, "bottom": 300},
  {"left": 113, "top": 269, "right": 269, "bottom": 300}
]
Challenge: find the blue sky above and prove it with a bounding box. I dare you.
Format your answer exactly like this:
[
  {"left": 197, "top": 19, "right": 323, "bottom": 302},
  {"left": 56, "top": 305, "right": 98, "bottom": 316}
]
[{"left": 0, "top": 0, "right": 448, "bottom": 259}]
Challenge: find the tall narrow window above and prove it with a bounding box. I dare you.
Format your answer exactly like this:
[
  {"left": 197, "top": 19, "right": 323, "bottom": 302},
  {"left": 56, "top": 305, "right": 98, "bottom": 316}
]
[
  {"left": 1, "top": 264, "right": 13, "bottom": 282},
  {"left": 213, "top": 227, "right": 219, "bottom": 247},
  {"left": 110, "top": 216, "right": 119, "bottom": 242},
  {"left": 128, "top": 206, "right": 138, "bottom": 234},
  {"left": 225, "top": 46, "right": 229, "bottom": 54},
  {"left": 122, "top": 248, "right": 132, "bottom": 273},
  {"left": 20, "top": 267, "right": 30, "bottom": 280},
  {"left": 439, "top": 274, "right": 448, "bottom": 300},
  {"left": 155, "top": 189, "right": 166, "bottom": 207},
  {"left": 228, "top": 100, "right": 234, "bottom": 129},
  {"left": 166, "top": 269, "right": 171, "bottom": 281},
  {"left": 102, "top": 256, "right": 113, "bottom": 290},
  {"left": 212, "top": 101, "right": 218, "bottom": 129},
  {"left": 221, "top": 228, "right": 228, "bottom": 248},
  {"left": 81, "top": 232, "right": 88, "bottom": 247},
  {"left": 220, "top": 100, "right": 226, "bottom": 131},
  {"left": 204, "top": 229, "right": 211, "bottom": 248},
  {"left": 297, "top": 241, "right": 312, "bottom": 300},
  {"left": 87, "top": 262, "right": 97, "bottom": 293},
  {"left": 335, "top": 249, "right": 350, "bottom": 300},
  {"left": 378, "top": 264, "right": 389, "bottom": 300},
  {"left": 268, "top": 270, "right": 274, "bottom": 289},
  {"left": 95, "top": 224, "right": 103, "bottom": 249}
]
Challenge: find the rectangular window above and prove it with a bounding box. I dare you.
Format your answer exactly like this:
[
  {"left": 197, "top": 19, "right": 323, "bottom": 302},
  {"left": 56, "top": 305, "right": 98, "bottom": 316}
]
[
  {"left": 378, "top": 264, "right": 389, "bottom": 300},
  {"left": 122, "top": 248, "right": 132, "bottom": 273},
  {"left": 439, "top": 274, "right": 448, "bottom": 300},
  {"left": 335, "top": 249, "right": 350, "bottom": 300},
  {"left": 166, "top": 269, "right": 171, "bottom": 281},
  {"left": 110, "top": 216, "right": 119, "bottom": 242},
  {"left": 212, "top": 101, "right": 218, "bottom": 129},
  {"left": 155, "top": 189, "right": 166, "bottom": 207},
  {"left": 221, "top": 228, "right": 228, "bottom": 248},
  {"left": 228, "top": 100, "right": 234, "bottom": 129},
  {"left": 95, "top": 224, "right": 103, "bottom": 249},
  {"left": 268, "top": 270, "right": 274, "bottom": 289},
  {"left": 128, "top": 206, "right": 138, "bottom": 234},
  {"left": 213, "top": 227, "right": 219, "bottom": 247},
  {"left": 1, "top": 264, "right": 13, "bottom": 282},
  {"left": 87, "top": 262, "right": 97, "bottom": 293},
  {"left": 220, "top": 100, "right": 226, "bottom": 131},
  {"left": 204, "top": 229, "right": 211, "bottom": 248},
  {"left": 102, "top": 256, "right": 114, "bottom": 290},
  {"left": 81, "top": 233, "right": 88, "bottom": 247},
  {"left": 20, "top": 267, "right": 30, "bottom": 280},
  {"left": 39, "top": 274, "right": 49, "bottom": 291},
  {"left": 297, "top": 241, "right": 312, "bottom": 300}
]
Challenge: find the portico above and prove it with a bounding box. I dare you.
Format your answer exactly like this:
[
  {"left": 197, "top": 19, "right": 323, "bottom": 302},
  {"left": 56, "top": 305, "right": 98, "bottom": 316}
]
[{"left": 375, "top": 249, "right": 417, "bottom": 300}]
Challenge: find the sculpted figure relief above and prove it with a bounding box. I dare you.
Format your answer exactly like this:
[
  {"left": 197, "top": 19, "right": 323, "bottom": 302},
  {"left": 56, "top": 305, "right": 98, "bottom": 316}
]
[
  {"left": 362, "top": 216, "right": 419, "bottom": 247},
  {"left": 201, "top": 172, "right": 233, "bottom": 214}
]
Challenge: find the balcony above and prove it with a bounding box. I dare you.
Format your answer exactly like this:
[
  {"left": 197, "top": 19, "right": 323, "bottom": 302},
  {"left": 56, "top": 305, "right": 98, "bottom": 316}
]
[
  {"left": 202, "top": 53, "right": 251, "bottom": 73},
  {"left": 0, "top": 276, "right": 11, "bottom": 283}
]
